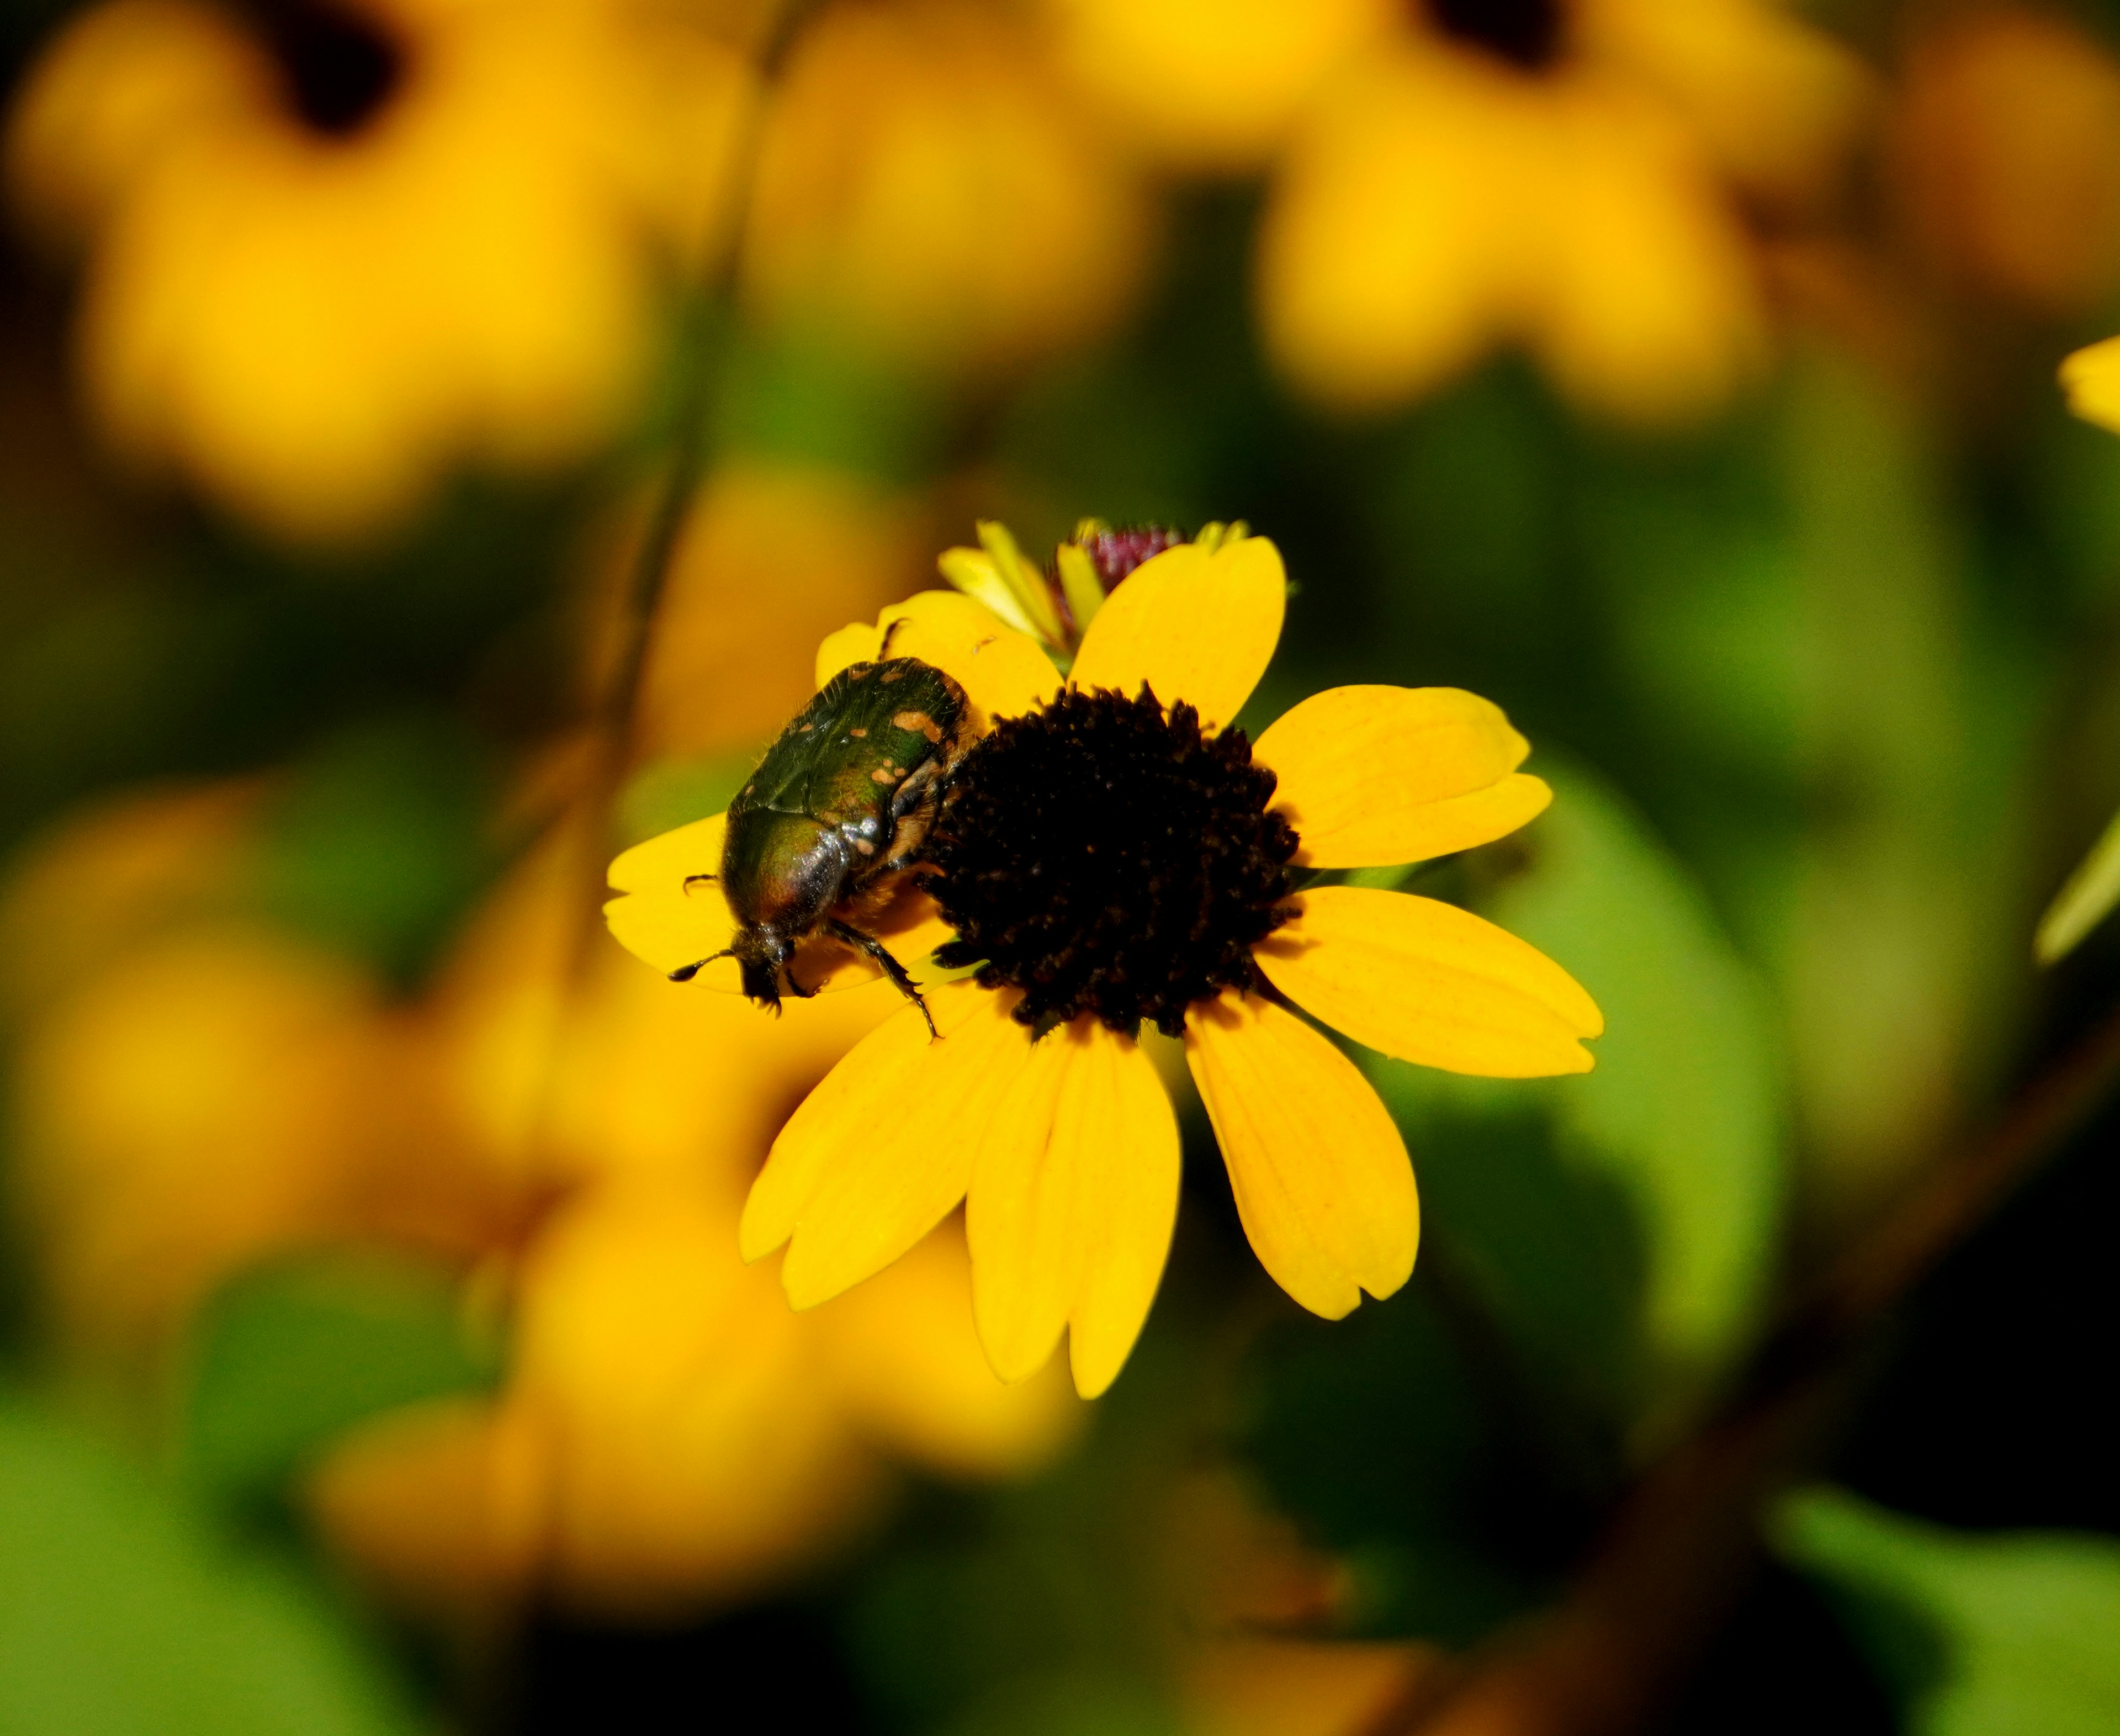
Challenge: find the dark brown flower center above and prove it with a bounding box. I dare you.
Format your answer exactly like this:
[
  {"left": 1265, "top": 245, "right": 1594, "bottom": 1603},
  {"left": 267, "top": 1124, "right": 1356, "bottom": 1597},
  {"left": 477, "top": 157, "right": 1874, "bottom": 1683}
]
[
  {"left": 252, "top": 0, "right": 405, "bottom": 136},
  {"left": 1424, "top": 0, "right": 1565, "bottom": 70},
  {"left": 925, "top": 686, "right": 1299, "bottom": 1038}
]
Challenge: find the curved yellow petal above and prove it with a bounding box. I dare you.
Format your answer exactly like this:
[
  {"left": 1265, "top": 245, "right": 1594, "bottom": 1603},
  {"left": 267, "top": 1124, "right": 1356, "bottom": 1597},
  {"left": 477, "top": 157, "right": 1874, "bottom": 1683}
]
[
  {"left": 1254, "top": 685, "right": 1552, "bottom": 867},
  {"left": 1255, "top": 887, "right": 1602, "bottom": 1078},
  {"left": 1068, "top": 535, "right": 1286, "bottom": 731},
  {"left": 965, "top": 1019, "right": 1180, "bottom": 1397},
  {"left": 817, "top": 590, "right": 1061, "bottom": 731},
  {"left": 743, "top": 981, "right": 1038, "bottom": 1308},
  {"left": 603, "top": 813, "right": 738, "bottom": 981},
  {"left": 603, "top": 814, "right": 944, "bottom": 995},
  {"left": 1185, "top": 989, "right": 1416, "bottom": 1319},
  {"left": 2063, "top": 335, "right": 2120, "bottom": 436}
]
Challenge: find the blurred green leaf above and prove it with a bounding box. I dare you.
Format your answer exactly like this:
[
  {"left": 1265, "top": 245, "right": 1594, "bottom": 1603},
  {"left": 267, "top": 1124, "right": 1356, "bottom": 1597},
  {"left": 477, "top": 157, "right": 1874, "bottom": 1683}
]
[
  {"left": 250, "top": 716, "right": 497, "bottom": 988},
  {"left": 616, "top": 751, "right": 757, "bottom": 849},
  {"left": 181, "top": 1252, "right": 497, "bottom": 1514},
  {"left": 1374, "top": 761, "right": 1784, "bottom": 1415},
  {"left": 1779, "top": 1486, "right": 2120, "bottom": 1736},
  {"left": 0, "top": 1394, "right": 417, "bottom": 1735},
  {"left": 1239, "top": 1286, "right": 1552, "bottom": 1641}
]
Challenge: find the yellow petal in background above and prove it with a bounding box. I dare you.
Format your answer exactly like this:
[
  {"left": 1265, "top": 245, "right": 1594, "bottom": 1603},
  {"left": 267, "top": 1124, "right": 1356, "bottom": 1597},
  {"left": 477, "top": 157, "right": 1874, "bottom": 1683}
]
[
  {"left": 966, "top": 1020, "right": 1181, "bottom": 1396},
  {"left": 1184, "top": 989, "right": 1416, "bottom": 1320},
  {"left": 2062, "top": 335, "right": 2120, "bottom": 436},
  {"left": 1257, "top": 887, "right": 1602, "bottom": 1078},
  {"left": 1254, "top": 684, "right": 1551, "bottom": 867},
  {"left": 743, "top": 982, "right": 1033, "bottom": 1308},
  {"left": 1069, "top": 535, "right": 1286, "bottom": 731},
  {"left": 816, "top": 590, "right": 1062, "bottom": 732}
]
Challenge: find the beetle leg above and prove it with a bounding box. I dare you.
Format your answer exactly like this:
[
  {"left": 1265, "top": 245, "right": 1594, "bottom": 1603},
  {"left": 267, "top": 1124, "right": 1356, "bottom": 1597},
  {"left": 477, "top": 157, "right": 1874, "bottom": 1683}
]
[
  {"left": 682, "top": 873, "right": 717, "bottom": 892},
  {"left": 780, "top": 962, "right": 820, "bottom": 1001},
  {"left": 825, "top": 918, "right": 937, "bottom": 1040}
]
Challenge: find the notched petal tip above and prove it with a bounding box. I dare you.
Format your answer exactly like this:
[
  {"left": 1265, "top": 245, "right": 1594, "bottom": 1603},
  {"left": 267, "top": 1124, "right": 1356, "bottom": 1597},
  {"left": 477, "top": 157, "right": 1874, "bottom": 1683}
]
[{"left": 1069, "top": 534, "right": 1287, "bottom": 733}]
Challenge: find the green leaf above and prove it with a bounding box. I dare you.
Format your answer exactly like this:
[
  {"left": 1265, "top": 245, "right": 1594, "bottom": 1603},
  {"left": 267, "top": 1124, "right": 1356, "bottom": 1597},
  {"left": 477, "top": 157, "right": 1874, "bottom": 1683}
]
[
  {"left": 0, "top": 1395, "right": 418, "bottom": 1735},
  {"left": 1371, "top": 762, "right": 1785, "bottom": 1411},
  {"left": 181, "top": 1251, "right": 498, "bottom": 1513},
  {"left": 2036, "top": 801, "right": 2120, "bottom": 964},
  {"left": 1779, "top": 1486, "right": 2120, "bottom": 1736}
]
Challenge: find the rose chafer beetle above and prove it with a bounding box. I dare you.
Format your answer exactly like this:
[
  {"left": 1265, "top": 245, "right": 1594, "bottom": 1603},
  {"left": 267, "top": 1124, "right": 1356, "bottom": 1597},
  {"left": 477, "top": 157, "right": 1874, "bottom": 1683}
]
[{"left": 671, "top": 656, "right": 973, "bottom": 1035}]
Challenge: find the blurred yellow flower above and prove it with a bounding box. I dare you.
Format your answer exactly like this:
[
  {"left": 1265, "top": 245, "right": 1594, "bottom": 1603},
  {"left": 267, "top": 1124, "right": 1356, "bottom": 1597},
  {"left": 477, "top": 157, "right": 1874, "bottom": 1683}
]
[
  {"left": 0, "top": 786, "right": 510, "bottom": 1362},
  {"left": 6, "top": 0, "right": 752, "bottom": 542},
  {"left": 1043, "top": 0, "right": 1865, "bottom": 421},
  {"left": 1890, "top": 9, "right": 2120, "bottom": 316},
  {"left": 606, "top": 530, "right": 1601, "bottom": 1398},
  {"left": 309, "top": 839, "right": 1078, "bottom": 1618},
  {"left": 616, "top": 463, "right": 929, "bottom": 761},
  {"left": 742, "top": 0, "right": 1149, "bottom": 377}
]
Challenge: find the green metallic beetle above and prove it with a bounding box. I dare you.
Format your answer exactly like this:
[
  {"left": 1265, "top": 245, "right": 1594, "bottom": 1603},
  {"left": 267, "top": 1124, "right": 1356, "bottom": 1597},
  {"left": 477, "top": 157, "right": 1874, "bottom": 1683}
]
[{"left": 670, "top": 656, "right": 973, "bottom": 1035}]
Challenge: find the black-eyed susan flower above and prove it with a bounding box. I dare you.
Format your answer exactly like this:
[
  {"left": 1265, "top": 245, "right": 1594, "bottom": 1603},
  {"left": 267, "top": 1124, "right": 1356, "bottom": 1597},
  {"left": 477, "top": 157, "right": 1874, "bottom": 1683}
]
[
  {"left": 606, "top": 527, "right": 1602, "bottom": 1398},
  {"left": 1042, "top": 0, "right": 1867, "bottom": 423},
  {"left": 5, "top": 0, "right": 750, "bottom": 542}
]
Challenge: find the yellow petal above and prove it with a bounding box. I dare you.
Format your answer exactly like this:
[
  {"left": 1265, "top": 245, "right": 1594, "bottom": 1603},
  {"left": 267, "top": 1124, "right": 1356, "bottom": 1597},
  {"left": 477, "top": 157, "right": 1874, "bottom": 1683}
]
[
  {"left": 603, "top": 813, "right": 738, "bottom": 981},
  {"left": 1185, "top": 989, "right": 1416, "bottom": 1319},
  {"left": 965, "top": 1019, "right": 1180, "bottom": 1396},
  {"left": 2063, "top": 335, "right": 2120, "bottom": 435},
  {"left": 1255, "top": 887, "right": 1601, "bottom": 1077},
  {"left": 1068, "top": 536, "right": 1286, "bottom": 731},
  {"left": 815, "top": 590, "right": 1061, "bottom": 731},
  {"left": 1254, "top": 685, "right": 1552, "bottom": 867},
  {"left": 603, "top": 815, "right": 951, "bottom": 994},
  {"left": 743, "top": 981, "right": 1037, "bottom": 1307}
]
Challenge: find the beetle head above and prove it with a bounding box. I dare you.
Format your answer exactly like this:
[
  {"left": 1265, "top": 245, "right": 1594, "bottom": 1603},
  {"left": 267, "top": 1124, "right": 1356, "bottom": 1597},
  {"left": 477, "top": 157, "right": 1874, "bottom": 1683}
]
[{"left": 730, "top": 924, "right": 794, "bottom": 1012}]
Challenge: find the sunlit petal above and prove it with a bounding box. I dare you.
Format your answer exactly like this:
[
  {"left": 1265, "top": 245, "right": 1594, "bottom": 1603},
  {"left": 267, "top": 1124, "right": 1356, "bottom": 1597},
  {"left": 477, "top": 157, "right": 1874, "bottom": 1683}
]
[
  {"left": 1185, "top": 989, "right": 1416, "bottom": 1319},
  {"left": 816, "top": 591, "right": 1061, "bottom": 730},
  {"left": 743, "top": 982, "right": 1038, "bottom": 1308},
  {"left": 1069, "top": 536, "right": 1286, "bottom": 731},
  {"left": 966, "top": 1019, "right": 1180, "bottom": 1396},
  {"left": 603, "top": 813, "right": 739, "bottom": 982},
  {"left": 1257, "top": 887, "right": 1602, "bottom": 1077},
  {"left": 1254, "top": 685, "right": 1551, "bottom": 866},
  {"left": 603, "top": 813, "right": 937, "bottom": 995}
]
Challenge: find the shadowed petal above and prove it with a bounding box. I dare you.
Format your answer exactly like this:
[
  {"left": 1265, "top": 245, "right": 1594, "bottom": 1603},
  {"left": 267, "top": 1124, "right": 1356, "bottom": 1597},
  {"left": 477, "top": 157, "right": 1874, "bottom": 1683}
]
[
  {"left": 1254, "top": 685, "right": 1551, "bottom": 867},
  {"left": 817, "top": 591, "right": 1061, "bottom": 731},
  {"left": 1185, "top": 989, "right": 1416, "bottom": 1319},
  {"left": 966, "top": 1019, "right": 1180, "bottom": 1396},
  {"left": 1256, "top": 887, "right": 1602, "bottom": 1077},
  {"left": 1069, "top": 536, "right": 1285, "bottom": 732},
  {"left": 604, "top": 813, "right": 938, "bottom": 994},
  {"left": 743, "top": 982, "right": 1038, "bottom": 1308}
]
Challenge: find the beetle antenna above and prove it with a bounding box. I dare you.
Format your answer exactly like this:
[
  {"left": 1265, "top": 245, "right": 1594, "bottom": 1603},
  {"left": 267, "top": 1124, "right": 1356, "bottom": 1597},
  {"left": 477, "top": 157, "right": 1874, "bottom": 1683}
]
[
  {"left": 667, "top": 948, "right": 735, "bottom": 984},
  {"left": 682, "top": 872, "right": 717, "bottom": 891}
]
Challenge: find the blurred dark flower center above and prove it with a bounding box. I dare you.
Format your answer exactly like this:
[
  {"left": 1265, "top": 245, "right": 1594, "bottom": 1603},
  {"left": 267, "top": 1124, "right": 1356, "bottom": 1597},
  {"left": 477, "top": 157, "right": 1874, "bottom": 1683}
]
[
  {"left": 253, "top": 0, "right": 405, "bottom": 136},
  {"left": 1425, "top": 0, "right": 1565, "bottom": 70},
  {"left": 927, "top": 687, "right": 1298, "bottom": 1038}
]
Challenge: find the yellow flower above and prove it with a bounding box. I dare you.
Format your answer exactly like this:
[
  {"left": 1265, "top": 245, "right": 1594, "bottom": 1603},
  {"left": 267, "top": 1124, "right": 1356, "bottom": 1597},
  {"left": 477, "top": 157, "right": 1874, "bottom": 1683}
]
[
  {"left": 605, "top": 530, "right": 1602, "bottom": 1398},
  {"left": 741, "top": 0, "right": 1149, "bottom": 377},
  {"left": 5, "top": 0, "right": 751, "bottom": 542},
  {"left": 309, "top": 838, "right": 1078, "bottom": 1619},
  {"left": 1042, "top": 0, "right": 1865, "bottom": 422},
  {"left": 1894, "top": 9, "right": 2120, "bottom": 317}
]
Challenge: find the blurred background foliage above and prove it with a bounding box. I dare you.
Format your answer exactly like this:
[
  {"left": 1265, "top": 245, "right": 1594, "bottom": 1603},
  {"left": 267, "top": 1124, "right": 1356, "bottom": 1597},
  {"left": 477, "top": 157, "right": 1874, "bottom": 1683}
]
[{"left": 3, "top": 0, "right": 2120, "bottom": 1730}]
